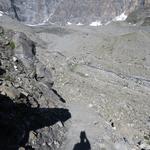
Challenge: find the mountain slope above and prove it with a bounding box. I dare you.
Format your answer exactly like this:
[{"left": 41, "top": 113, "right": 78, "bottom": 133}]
[{"left": 0, "top": 0, "right": 150, "bottom": 25}]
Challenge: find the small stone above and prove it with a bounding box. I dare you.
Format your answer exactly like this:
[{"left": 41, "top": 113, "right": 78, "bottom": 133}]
[
  {"left": 127, "top": 123, "right": 134, "bottom": 127},
  {"left": 85, "top": 73, "right": 89, "bottom": 77},
  {"left": 4, "top": 40, "right": 10, "bottom": 45},
  {"left": 14, "top": 65, "right": 18, "bottom": 70},
  {"left": 19, "top": 147, "right": 25, "bottom": 150},
  {"left": 139, "top": 143, "right": 150, "bottom": 149},
  {"left": 47, "top": 142, "right": 52, "bottom": 146},
  {"left": 0, "top": 86, "right": 20, "bottom": 99},
  {"left": 29, "top": 131, "right": 37, "bottom": 144},
  {"left": 13, "top": 83, "right": 20, "bottom": 88},
  {"left": 88, "top": 103, "right": 93, "bottom": 108},
  {"left": 42, "top": 142, "right": 46, "bottom": 146},
  {"left": 99, "top": 143, "right": 106, "bottom": 150},
  {"left": 94, "top": 121, "right": 99, "bottom": 125},
  {"left": 1, "top": 91, "right": 6, "bottom": 95},
  {"left": 54, "top": 141, "right": 60, "bottom": 148},
  {"left": 57, "top": 121, "right": 63, "bottom": 128},
  {"left": 0, "top": 26, "right": 4, "bottom": 34},
  {"left": 13, "top": 56, "right": 18, "bottom": 62},
  {"left": 21, "top": 91, "right": 29, "bottom": 97},
  {"left": 112, "top": 127, "right": 117, "bottom": 130}
]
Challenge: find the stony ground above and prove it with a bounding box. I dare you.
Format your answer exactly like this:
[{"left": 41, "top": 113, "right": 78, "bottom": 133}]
[
  {"left": 35, "top": 23, "right": 150, "bottom": 150},
  {"left": 0, "top": 26, "right": 71, "bottom": 150},
  {"left": 0, "top": 14, "right": 150, "bottom": 150}
]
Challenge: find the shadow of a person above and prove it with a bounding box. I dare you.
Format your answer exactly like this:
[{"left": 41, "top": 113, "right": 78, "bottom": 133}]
[{"left": 73, "top": 131, "right": 91, "bottom": 150}]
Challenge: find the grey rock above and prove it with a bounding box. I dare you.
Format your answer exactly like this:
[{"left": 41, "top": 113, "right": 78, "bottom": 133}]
[
  {"left": 0, "top": 26, "right": 4, "bottom": 34},
  {"left": 12, "top": 32, "right": 36, "bottom": 71},
  {"left": 0, "top": 0, "right": 150, "bottom": 25},
  {"left": 20, "top": 91, "right": 29, "bottom": 97},
  {"left": 35, "top": 61, "right": 53, "bottom": 88},
  {"left": 18, "top": 147, "right": 25, "bottom": 150},
  {"left": 126, "top": 6, "right": 150, "bottom": 24},
  {"left": 56, "top": 121, "right": 63, "bottom": 128},
  {"left": 0, "top": 26, "right": 70, "bottom": 150},
  {"left": 0, "top": 85, "right": 20, "bottom": 99},
  {"left": 29, "top": 131, "right": 37, "bottom": 144}
]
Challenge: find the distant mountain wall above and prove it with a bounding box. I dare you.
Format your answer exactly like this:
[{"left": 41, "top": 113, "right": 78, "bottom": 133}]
[{"left": 0, "top": 0, "right": 150, "bottom": 25}]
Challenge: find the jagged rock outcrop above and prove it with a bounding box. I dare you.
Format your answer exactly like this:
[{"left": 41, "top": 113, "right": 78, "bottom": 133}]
[
  {"left": 0, "top": 0, "right": 150, "bottom": 25},
  {"left": 126, "top": 5, "right": 150, "bottom": 25},
  {"left": 0, "top": 26, "right": 71, "bottom": 150}
]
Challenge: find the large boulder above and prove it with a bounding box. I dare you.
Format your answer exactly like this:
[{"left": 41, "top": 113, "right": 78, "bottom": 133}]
[
  {"left": 12, "top": 32, "right": 36, "bottom": 72},
  {"left": 126, "top": 6, "right": 150, "bottom": 24}
]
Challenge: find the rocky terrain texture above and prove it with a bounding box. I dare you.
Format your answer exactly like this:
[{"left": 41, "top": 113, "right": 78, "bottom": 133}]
[
  {"left": 0, "top": 0, "right": 150, "bottom": 25},
  {"left": 0, "top": 26, "right": 71, "bottom": 150},
  {"left": 126, "top": 5, "right": 150, "bottom": 25},
  {"left": 0, "top": 2, "right": 150, "bottom": 150},
  {"left": 36, "top": 13, "right": 150, "bottom": 150}
]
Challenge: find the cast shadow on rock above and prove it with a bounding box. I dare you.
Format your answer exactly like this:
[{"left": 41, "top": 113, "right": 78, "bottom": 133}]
[
  {"left": 0, "top": 94, "right": 71, "bottom": 150},
  {"left": 73, "top": 131, "right": 91, "bottom": 150},
  {"left": 52, "top": 88, "right": 66, "bottom": 103},
  {"left": 0, "top": 68, "right": 6, "bottom": 75}
]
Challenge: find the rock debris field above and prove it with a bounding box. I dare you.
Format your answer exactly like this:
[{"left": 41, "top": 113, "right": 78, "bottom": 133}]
[{"left": 0, "top": 9, "right": 150, "bottom": 150}]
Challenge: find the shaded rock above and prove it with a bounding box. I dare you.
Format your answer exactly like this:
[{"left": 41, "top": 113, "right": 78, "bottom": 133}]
[
  {"left": 0, "top": 26, "right": 71, "bottom": 150},
  {"left": 0, "top": 26, "right": 4, "bottom": 34},
  {"left": 35, "top": 61, "right": 54, "bottom": 88},
  {"left": 12, "top": 32, "right": 36, "bottom": 72},
  {"left": 142, "top": 17, "right": 150, "bottom": 26},
  {"left": 0, "top": 94, "right": 71, "bottom": 149},
  {"left": 20, "top": 91, "right": 29, "bottom": 97},
  {"left": 28, "top": 131, "right": 37, "bottom": 145},
  {"left": 18, "top": 147, "right": 25, "bottom": 150},
  {"left": 0, "top": 85, "right": 20, "bottom": 99}
]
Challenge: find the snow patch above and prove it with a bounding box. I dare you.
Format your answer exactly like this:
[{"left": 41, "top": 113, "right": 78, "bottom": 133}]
[
  {"left": 105, "top": 21, "right": 111, "bottom": 26},
  {"left": 90, "top": 21, "right": 102, "bottom": 26},
  {"left": 77, "top": 22, "right": 83, "bottom": 26},
  {"left": 113, "top": 12, "right": 127, "bottom": 21},
  {"left": 67, "top": 22, "right": 72, "bottom": 25},
  {"left": 0, "top": 11, "right": 4, "bottom": 17},
  {"left": 26, "top": 22, "right": 46, "bottom": 27}
]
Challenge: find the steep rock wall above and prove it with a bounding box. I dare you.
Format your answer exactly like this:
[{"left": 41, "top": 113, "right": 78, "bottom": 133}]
[{"left": 0, "top": 0, "right": 149, "bottom": 25}]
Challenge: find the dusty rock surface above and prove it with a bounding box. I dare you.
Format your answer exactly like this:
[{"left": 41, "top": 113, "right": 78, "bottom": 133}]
[
  {"left": 0, "top": 0, "right": 150, "bottom": 25},
  {"left": 34, "top": 20, "right": 150, "bottom": 150},
  {"left": 0, "top": 8, "right": 150, "bottom": 149},
  {"left": 0, "top": 26, "right": 71, "bottom": 150}
]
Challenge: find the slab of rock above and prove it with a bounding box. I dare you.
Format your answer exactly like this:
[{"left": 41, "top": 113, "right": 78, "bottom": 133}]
[
  {"left": 12, "top": 32, "right": 36, "bottom": 72},
  {"left": 0, "top": 85, "right": 20, "bottom": 99}
]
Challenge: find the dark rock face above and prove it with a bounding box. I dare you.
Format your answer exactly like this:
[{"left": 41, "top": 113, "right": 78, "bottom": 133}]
[
  {"left": 0, "top": 26, "right": 71, "bottom": 149},
  {"left": 126, "top": 6, "right": 150, "bottom": 25},
  {"left": 0, "top": 94, "right": 71, "bottom": 150},
  {"left": 0, "top": 0, "right": 150, "bottom": 25}
]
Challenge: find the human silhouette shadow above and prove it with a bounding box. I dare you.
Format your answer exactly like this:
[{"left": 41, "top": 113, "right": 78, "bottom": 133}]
[
  {"left": 0, "top": 94, "right": 71, "bottom": 150},
  {"left": 73, "top": 131, "right": 91, "bottom": 150}
]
